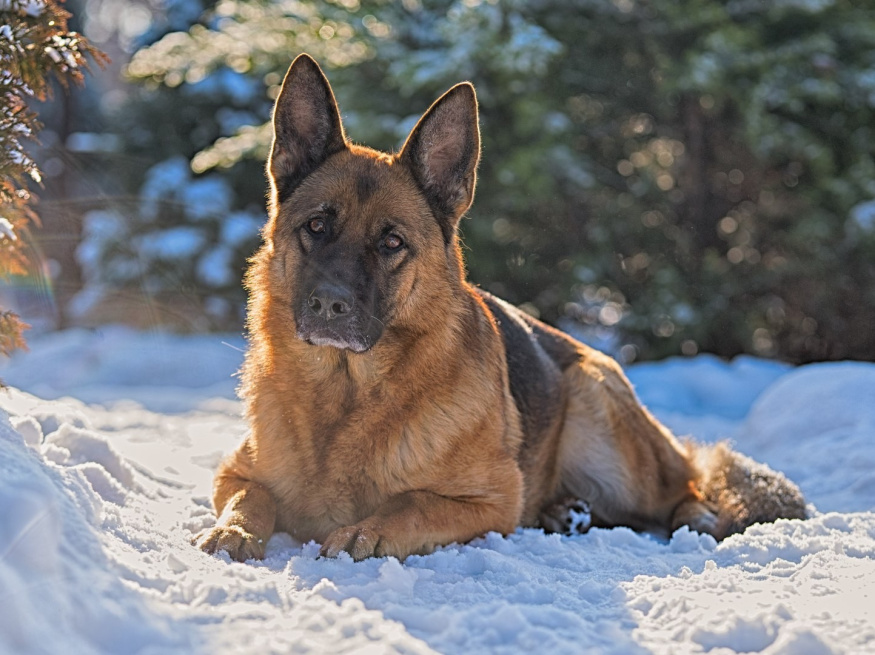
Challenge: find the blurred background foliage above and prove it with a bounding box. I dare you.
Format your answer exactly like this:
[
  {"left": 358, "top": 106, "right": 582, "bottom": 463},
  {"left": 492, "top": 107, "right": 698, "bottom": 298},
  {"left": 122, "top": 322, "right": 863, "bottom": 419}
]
[
  {"left": 7, "top": 0, "right": 875, "bottom": 363},
  {"left": 0, "top": 0, "right": 106, "bottom": 354}
]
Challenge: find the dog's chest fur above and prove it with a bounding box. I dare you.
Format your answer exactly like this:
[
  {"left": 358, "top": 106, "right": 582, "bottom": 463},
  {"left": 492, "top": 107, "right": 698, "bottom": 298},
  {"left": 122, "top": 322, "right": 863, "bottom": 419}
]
[{"left": 242, "top": 323, "right": 520, "bottom": 542}]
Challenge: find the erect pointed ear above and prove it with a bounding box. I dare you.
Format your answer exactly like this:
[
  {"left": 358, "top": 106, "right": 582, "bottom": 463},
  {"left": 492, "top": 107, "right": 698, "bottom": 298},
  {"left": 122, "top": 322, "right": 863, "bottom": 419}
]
[
  {"left": 268, "top": 54, "right": 347, "bottom": 204},
  {"left": 399, "top": 83, "right": 480, "bottom": 242}
]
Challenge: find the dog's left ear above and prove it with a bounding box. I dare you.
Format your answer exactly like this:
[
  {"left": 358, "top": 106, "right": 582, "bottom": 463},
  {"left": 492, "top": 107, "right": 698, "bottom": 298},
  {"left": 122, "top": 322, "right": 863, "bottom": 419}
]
[
  {"left": 269, "top": 54, "right": 347, "bottom": 204},
  {"left": 399, "top": 83, "right": 480, "bottom": 241}
]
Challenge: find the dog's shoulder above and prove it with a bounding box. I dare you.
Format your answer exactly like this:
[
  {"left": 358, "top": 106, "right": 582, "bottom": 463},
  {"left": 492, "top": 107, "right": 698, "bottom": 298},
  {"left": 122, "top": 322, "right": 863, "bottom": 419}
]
[
  {"left": 475, "top": 288, "right": 581, "bottom": 370},
  {"left": 474, "top": 288, "right": 580, "bottom": 442}
]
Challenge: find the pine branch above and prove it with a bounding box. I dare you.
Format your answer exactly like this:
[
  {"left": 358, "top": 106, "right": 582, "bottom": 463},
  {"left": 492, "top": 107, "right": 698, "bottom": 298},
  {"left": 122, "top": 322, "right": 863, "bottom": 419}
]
[{"left": 0, "top": 0, "right": 107, "bottom": 354}]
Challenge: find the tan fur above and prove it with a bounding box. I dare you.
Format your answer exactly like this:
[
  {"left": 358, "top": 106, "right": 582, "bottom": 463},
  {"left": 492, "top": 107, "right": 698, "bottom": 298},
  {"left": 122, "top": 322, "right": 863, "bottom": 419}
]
[
  {"left": 690, "top": 442, "right": 806, "bottom": 537},
  {"left": 195, "top": 55, "right": 805, "bottom": 562}
]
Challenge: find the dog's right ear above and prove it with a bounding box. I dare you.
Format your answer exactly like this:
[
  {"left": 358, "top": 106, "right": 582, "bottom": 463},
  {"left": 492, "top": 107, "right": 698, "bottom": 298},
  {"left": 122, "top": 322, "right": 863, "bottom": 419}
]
[{"left": 269, "top": 54, "right": 347, "bottom": 204}]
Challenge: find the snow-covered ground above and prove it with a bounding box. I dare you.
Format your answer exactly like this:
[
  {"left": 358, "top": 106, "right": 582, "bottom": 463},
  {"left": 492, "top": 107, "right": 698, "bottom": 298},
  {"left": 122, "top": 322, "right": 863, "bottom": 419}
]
[{"left": 1, "top": 327, "right": 873, "bottom": 654}]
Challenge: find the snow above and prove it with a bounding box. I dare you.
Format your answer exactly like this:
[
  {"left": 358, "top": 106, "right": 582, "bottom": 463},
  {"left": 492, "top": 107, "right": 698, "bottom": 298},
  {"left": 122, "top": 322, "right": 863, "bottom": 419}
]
[
  {"left": 0, "top": 0, "right": 45, "bottom": 17},
  {"left": 0, "top": 216, "right": 17, "bottom": 242},
  {"left": 221, "top": 211, "right": 262, "bottom": 247},
  {"left": 197, "top": 245, "right": 235, "bottom": 287},
  {"left": 77, "top": 210, "right": 127, "bottom": 276},
  {"left": 138, "top": 226, "right": 206, "bottom": 260},
  {"left": 137, "top": 156, "right": 235, "bottom": 224},
  {"left": 1, "top": 329, "right": 874, "bottom": 654},
  {"left": 66, "top": 132, "right": 123, "bottom": 154},
  {"left": 182, "top": 177, "right": 232, "bottom": 222},
  {"left": 850, "top": 199, "right": 875, "bottom": 232},
  {"left": 140, "top": 157, "right": 191, "bottom": 221}
]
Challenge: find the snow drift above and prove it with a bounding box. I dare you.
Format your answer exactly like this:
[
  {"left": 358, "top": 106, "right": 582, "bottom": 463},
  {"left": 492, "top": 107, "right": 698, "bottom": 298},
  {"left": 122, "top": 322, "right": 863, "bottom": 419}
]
[{"left": 0, "top": 327, "right": 873, "bottom": 654}]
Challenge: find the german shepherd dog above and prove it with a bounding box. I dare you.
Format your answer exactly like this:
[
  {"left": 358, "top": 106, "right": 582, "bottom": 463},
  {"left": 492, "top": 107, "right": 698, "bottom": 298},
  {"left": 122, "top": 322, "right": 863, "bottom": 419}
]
[{"left": 196, "top": 54, "right": 805, "bottom": 562}]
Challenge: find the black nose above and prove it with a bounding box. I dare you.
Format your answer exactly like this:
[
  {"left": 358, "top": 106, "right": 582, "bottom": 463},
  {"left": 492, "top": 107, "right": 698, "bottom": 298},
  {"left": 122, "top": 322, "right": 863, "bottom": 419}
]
[{"left": 308, "top": 284, "right": 354, "bottom": 320}]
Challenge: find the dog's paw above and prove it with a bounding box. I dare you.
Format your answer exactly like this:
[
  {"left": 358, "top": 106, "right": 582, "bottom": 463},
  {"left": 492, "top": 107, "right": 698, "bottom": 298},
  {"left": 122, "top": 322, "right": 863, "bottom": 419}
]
[
  {"left": 539, "top": 497, "right": 592, "bottom": 535},
  {"left": 193, "top": 525, "right": 266, "bottom": 562},
  {"left": 671, "top": 498, "right": 722, "bottom": 539},
  {"left": 320, "top": 524, "right": 383, "bottom": 561}
]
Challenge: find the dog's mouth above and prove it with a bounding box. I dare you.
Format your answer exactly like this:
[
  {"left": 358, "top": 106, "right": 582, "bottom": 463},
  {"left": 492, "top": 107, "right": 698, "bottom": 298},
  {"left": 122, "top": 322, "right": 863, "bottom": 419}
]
[
  {"left": 302, "top": 332, "right": 372, "bottom": 353},
  {"left": 295, "top": 317, "right": 380, "bottom": 353}
]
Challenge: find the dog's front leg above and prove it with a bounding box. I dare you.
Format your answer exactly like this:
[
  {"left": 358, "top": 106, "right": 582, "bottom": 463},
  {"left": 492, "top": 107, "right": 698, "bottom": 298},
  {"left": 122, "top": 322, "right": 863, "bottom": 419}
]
[
  {"left": 320, "top": 489, "right": 520, "bottom": 561},
  {"left": 195, "top": 467, "right": 277, "bottom": 562}
]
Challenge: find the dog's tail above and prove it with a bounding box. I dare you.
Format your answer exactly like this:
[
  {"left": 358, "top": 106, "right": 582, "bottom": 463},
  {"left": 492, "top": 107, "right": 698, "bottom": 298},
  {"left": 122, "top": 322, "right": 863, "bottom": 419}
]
[{"left": 687, "top": 441, "right": 807, "bottom": 539}]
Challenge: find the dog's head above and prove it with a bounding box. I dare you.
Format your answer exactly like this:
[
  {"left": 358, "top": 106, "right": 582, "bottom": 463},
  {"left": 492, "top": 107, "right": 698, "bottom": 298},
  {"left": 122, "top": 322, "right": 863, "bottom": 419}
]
[{"left": 258, "top": 54, "right": 480, "bottom": 353}]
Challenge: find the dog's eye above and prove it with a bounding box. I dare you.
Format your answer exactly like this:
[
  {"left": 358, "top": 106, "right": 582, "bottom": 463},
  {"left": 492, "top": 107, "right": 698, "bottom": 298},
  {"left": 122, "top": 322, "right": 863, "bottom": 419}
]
[
  {"left": 306, "top": 218, "right": 326, "bottom": 235},
  {"left": 383, "top": 234, "right": 404, "bottom": 251}
]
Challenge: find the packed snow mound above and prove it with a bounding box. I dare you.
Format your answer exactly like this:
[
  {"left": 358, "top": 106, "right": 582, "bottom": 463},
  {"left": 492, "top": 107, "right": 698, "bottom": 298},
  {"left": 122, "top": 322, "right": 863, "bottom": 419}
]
[
  {"left": 0, "top": 410, "right": 186, "bottom": 654},
  {"left": 627, "top": 354, "right": 790, "bottom": 420},
  {"left": 1, "top": 330, "right": 874, "bottom": 654},
  {"left": 737, "top": 361, "right": 875, "bottom": 513},
  {"left": 0, "top": 326, "right": 244, "bottom": 412}
]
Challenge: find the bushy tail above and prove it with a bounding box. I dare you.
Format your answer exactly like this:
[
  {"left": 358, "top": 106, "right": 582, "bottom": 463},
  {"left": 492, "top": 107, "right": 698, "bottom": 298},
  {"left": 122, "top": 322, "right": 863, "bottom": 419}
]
[{"left": 690, "top": 442, "right": 807, "bottom": 538}]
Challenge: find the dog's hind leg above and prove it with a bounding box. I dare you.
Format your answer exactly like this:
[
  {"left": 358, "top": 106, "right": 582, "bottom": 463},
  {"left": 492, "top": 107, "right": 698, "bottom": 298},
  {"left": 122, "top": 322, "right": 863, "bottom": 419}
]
[{"left": 553, "top": 349, "right": 711, "bottom": 539}]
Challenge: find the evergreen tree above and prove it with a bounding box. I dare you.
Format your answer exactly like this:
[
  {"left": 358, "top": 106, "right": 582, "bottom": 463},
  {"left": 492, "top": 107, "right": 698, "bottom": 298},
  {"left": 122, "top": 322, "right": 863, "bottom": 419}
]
[
  {"left": 0, "top": 0, "right": 105, "bottom": 354},
  {"left": 86, "top": 0, "right": 875, "bottom": 362},
  {"left": 74, "top": 0, "right": 374, "bottom": 329}
]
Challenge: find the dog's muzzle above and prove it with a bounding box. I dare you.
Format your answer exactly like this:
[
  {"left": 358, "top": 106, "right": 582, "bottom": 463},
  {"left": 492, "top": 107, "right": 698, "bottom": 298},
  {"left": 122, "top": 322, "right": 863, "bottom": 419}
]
[{"left": 295, "top": 282, "right": 381, "bottom": 352}]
